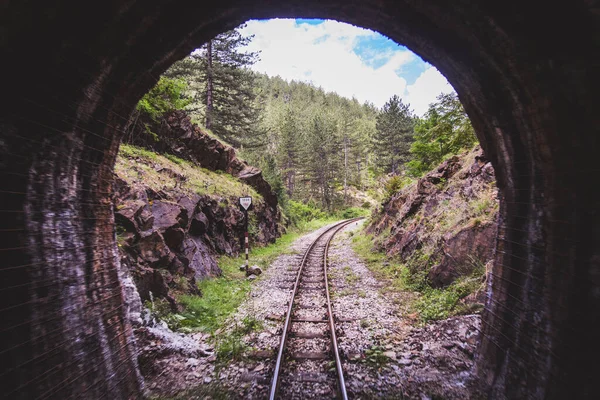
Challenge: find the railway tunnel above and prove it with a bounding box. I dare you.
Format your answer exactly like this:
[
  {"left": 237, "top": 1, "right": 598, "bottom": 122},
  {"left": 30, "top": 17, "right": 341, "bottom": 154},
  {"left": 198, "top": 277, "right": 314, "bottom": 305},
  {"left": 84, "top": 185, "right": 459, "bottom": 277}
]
[{"left": 0, "top": 1, "right": 598, "bottom": 398}]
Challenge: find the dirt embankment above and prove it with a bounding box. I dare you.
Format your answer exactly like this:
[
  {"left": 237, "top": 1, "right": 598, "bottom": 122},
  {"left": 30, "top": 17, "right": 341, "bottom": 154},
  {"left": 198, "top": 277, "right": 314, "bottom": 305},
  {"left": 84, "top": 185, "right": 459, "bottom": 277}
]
[{"left": 369, "top": 146, "right": 498, "bottom": 289}]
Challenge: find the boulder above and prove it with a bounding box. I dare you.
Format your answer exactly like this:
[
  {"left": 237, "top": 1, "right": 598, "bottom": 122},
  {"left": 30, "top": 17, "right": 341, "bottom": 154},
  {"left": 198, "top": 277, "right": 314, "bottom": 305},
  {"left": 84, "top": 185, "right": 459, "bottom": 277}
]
[
  {"left": 133, "top": 268, "right": 178, "bottom": 311},
  {"left": 137, "top": 231, "right": 172, "bottom": 268},
  {"left": 136, "top": 206, "right": 155, "bottom": 231},
  {"left": 176, "top": 194, "right": 201, "bottom": 229},
  {"left": 115, "top": 199, "right": 147, "bottom": 233},
  {"left": 182, "top": 237, "right": 220, "bottom": 278},
  {"left": 246, "top": 265, "right": 262, "bottom": 277},
  {"left": 368, "top": 146, "right": 498, "bottom": 289},
  {"left": 189, "top": 211, "right": 209, "bottom": 236},
  {"left": 428, "top": 221, "right": 497, "bottom": 287},
  {"left": 151, "top": 201, "right": 183, "bottom": 230},
  {"left": 163, "top": 227, "right": 185, "bottom": 251}
]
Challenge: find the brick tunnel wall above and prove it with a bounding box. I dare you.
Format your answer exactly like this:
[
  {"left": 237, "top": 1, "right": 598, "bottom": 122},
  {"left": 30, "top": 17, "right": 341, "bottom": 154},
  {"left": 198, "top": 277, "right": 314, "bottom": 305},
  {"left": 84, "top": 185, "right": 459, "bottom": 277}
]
[{"left": 0, "top": 1, "right": 598, "bottom": 398}]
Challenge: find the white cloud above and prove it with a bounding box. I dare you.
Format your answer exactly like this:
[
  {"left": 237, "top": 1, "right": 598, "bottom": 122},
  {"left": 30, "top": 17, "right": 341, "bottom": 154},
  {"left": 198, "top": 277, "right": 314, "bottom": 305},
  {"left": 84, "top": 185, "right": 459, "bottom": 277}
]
[
  {"left": 239, "top": 19, "right": 453, "bottom": 115},
  {"left": 405, "top": 66, "right": 454, "bottom": 115}
]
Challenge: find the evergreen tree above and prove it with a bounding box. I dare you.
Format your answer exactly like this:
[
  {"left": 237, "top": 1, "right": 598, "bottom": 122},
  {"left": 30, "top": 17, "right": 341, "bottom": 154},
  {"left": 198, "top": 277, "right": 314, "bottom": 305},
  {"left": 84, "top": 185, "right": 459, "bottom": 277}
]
[
  {"left": 301, "top": 113, "right": 341, "bottom": 211},
  {"left": 406, "top": 92, "right": 477, "bottom": 177},
  {"left": 372, "top": 95, "right": 415, "bottom": 174},
  {"left": 198, "top": 28, "right": 262, "bottom": 147},
  {"left": 277, "top": 108, "right": 300, "bottom": 197},
  {"left": 165, "top": 26, "right": 263, "bottom": 147}
]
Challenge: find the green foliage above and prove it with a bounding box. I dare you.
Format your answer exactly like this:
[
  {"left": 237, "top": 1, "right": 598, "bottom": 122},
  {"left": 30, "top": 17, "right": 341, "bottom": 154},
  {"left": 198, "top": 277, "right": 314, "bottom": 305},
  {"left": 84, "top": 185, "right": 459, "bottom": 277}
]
[
  {"left": 116, "top": 144, "right": 261, "bottom": 200},
  {"left": 351, "top": 227, "right": 485, "bottom": 323},
  {"left": 136, "top": 77, "right": 191, "bottom": 122},
  {"left": 413, "top": 287, "right": 462, "bottom": 322},
  {"left": 414, "top": 272, "right": 484, "bottom": 322},
  {"left": 301, "top": 112, "right": 342, "bottom": 211},
  {"left": 216, "top": 329, "right": 248, "bottom": 362},
  {"left": 144, "top": 298, "right": 185, "bottom": 330},
  {"left": 165, "top": 25, "right": 262, "bottom": 148},
  {"left": 215, "top": 316, "right": 263, "bottom": 362},
  {"left": 256, "top": 153, "right": 288, "bottom": 207},
  {"left": 338, "top": 207, "right": 369, "bottom": 219},
  {"left": 372, "top": 95, "right": 415, "bottom": 174},
  {"left": 407, "top": 93, "right": 477, "bottom": 177},
  {"left": 342, "top": 266, "right": 360, "bottom": 285},
  {"left": 285, "top": 200, "right": 326, "bottom": 226},
  {"left": 251, "top": 73, "right": 380, "bottom": 210},
  {"left": 178, "top": 276, "right": 250, "bottom": 333},
  {"left": 351, "top": 231, "right": 408, "bottom": 291},
  {"left": 161, "top": 219, "right": 339, "bottom": 336},
  {"left": 363, "top": 345, "right": 391, "bottom": 367},
  {"left": 383, "top": 175, "right": 413, "bottom": 201}
]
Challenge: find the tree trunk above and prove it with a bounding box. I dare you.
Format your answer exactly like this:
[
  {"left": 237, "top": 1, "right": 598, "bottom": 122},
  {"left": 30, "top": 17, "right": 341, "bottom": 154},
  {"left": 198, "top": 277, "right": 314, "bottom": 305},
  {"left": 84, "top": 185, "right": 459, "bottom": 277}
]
[
  {"left": 343, "top": 135, "right": 348, "bottom": 205},
  {"left": 205, "top": 39, "right": 214, "bottom": 130}
]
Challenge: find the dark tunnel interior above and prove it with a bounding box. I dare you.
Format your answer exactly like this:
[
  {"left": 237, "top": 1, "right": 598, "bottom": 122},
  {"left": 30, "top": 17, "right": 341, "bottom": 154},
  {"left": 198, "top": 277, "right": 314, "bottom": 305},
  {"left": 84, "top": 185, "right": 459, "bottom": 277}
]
[{"left": 0, "top": 1, "right": 598, "bottom": 398}]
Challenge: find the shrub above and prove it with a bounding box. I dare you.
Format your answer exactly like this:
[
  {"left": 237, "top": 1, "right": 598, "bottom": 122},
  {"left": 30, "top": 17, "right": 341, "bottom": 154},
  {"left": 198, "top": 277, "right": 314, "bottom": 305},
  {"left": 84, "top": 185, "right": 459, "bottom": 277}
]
[
  {"left": 285, "top": 200, "right": 326, "bottom": 226},
  {"left": 136, "top": 77, "right": 191, "bottom": 122},
  {"left": 339, "top": 207, "right": 369, "bottom": 219},
  {"left": 383, "top": 175, "right": 412, "bottom": 201}
]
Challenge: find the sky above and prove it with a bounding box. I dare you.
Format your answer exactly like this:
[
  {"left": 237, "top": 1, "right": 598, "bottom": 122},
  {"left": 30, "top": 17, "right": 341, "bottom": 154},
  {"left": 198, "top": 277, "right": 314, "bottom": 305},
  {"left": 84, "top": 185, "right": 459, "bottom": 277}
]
[{"left": 239, "top": 19, "right": 454, "bottom": 116}]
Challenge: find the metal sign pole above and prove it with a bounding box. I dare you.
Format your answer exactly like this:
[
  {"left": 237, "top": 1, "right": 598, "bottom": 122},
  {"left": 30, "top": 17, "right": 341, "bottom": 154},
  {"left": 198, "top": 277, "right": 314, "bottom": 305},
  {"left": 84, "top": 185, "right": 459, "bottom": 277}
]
[
  {"left": 239, "top": 196, "right": 252, "bottom": 273},
  {"left": 244, "top": 210, "right": 249, "bottom": 271}
]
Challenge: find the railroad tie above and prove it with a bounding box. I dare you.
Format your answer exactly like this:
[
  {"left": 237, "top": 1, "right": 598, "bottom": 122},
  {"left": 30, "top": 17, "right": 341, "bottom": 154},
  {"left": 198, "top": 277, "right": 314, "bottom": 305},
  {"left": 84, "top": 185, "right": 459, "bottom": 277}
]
[
  {"left": 288, "top": 372, "right": 330, "bottom": 383},
  {"left": 292, "top": 331, "right": 328, "bottom": 339},
  {"left": 290, "top": 351, "right": 330, "bottom": 360}
]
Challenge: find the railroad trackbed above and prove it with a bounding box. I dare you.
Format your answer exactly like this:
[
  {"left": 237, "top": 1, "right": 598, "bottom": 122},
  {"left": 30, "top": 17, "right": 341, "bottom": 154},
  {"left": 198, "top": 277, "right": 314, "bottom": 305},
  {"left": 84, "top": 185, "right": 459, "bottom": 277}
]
[
  {"left": 201, "top": 220, "right": 480, "bottom": 400},
  {"left": 269, "top": 218, "right": 362, "bottom": 399}
]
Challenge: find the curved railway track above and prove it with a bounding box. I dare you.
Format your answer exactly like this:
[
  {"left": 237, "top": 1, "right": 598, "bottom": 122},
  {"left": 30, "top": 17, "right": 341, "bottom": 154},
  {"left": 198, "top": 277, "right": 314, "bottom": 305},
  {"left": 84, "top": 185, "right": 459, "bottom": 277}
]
[{"left": 269, "top": 218, "right": 363, "bottom": 400}]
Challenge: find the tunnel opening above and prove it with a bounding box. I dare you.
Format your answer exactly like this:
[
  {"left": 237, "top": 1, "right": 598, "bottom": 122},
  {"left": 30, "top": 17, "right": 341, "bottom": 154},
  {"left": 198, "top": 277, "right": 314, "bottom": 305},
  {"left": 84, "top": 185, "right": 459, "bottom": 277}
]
[
  {"left": 116, "top": 19, "right": 495, "bottom": 398},
  {"left": 0, "top": 1, "right": 598, "bottom": 399}
]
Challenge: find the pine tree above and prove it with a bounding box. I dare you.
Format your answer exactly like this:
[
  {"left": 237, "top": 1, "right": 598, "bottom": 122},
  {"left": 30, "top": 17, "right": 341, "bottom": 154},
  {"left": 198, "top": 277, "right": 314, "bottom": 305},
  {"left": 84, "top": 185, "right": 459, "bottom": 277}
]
[
  {"left": 372, "top": 95, "right": 415, "bottom": 174},
  {"left": 198, "top": 27, "right": 262, "bottom": 147},
  {"left": 277, "top": 108, "right": 300, "bottom": 197},
  {"left": 301, "top": 113, "right": 341, "bottom": 211},
  {"left": 165, "top": 26, "right": 263, "bottom": 148}
]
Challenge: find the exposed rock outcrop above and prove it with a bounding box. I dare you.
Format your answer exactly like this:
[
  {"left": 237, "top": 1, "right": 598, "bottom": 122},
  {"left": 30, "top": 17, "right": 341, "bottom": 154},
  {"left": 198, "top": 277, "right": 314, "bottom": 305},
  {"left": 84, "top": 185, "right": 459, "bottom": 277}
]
[
  {"left": 114, "top": 120, "right": 282, "bottom": 308},
  {"left": 369, "top": 146, "right": 498, "bottom": 288},
  {"left": 126, "top": 110, "right": 278, "bottom": 208}
]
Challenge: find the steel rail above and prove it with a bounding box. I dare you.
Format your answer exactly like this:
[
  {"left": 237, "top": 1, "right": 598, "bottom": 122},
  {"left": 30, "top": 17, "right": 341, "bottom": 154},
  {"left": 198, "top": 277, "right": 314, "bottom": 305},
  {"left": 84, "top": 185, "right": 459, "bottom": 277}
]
[
  {"left": 269, "top": 217, "right": 363, "bottom": 400},
  {"left": 323, "top": 220, "right": 354, "bottom": 400}
]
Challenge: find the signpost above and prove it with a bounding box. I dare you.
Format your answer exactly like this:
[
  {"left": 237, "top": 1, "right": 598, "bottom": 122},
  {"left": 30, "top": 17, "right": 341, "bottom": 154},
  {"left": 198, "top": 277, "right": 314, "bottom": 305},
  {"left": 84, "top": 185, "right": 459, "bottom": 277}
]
[{"left": 239, "top": 196, "right": 252, "bottom": 271}]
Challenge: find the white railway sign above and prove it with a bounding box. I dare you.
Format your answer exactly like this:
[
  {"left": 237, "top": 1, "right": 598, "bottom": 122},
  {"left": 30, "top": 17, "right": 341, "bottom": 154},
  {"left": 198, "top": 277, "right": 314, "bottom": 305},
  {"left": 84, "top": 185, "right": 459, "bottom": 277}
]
[{"left": 239, "top": 196, "right": 252, "bottom": 210}]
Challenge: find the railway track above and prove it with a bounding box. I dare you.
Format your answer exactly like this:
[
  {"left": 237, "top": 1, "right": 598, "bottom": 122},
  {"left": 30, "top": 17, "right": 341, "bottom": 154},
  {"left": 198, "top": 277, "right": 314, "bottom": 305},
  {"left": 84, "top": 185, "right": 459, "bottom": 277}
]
[{"left": 269, "top": 218, "right": 363, "bottom": 400}]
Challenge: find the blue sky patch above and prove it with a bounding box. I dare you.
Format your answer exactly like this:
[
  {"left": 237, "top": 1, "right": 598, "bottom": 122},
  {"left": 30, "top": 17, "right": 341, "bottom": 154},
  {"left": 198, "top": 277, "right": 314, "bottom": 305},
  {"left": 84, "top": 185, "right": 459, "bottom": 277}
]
[
  {"left": 296, "top": 18, "right": 325, "bottom": 25},
  {"left": 396, "top": 60, "right": 428, "bottom": 86},
  {"left": 353, "top": 32, "right": 427, "bottom": 85}
]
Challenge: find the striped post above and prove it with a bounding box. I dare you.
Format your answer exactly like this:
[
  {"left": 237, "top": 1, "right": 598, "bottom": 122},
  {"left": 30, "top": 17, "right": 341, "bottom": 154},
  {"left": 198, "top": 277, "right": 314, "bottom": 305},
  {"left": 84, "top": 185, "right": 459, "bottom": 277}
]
[
  {"left": 245, "top": 230, "right": 249, "bottom": 270},
  {"left": 244, "top": 209, "right": 249, "bottom": 271}
]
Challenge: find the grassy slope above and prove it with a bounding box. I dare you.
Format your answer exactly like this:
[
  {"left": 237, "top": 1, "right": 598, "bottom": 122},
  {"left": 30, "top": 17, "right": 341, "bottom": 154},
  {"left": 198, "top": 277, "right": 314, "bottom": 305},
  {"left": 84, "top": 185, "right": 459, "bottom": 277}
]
[
  {"left": 352, "top": 230, "right": 485, "bottom": 323},
  {"left": 165, "top": 217, "right": 341, "bottom": 335},
  {"left": 116, "top": 144, "right": 261, "bottom": 201}
]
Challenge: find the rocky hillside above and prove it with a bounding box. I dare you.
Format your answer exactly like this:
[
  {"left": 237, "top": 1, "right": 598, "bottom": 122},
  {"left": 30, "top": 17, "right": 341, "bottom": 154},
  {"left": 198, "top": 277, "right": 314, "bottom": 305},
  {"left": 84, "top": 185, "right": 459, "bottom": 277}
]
[
  {"left": 114, "top": 112, "right": 281, "bottom": 309},
  {"left": 369, "top": 146, "right": 498, "bottom": 290}
]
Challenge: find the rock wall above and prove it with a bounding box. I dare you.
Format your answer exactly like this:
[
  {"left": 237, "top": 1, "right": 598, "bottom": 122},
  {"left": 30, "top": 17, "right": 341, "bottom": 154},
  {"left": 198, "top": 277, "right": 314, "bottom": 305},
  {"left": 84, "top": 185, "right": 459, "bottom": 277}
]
[
  {"left": 369, "top": 146, "right": 498, "bottom": 288},
  {"left": 115, "top": 111, "right": 281, "bottom": 309}
]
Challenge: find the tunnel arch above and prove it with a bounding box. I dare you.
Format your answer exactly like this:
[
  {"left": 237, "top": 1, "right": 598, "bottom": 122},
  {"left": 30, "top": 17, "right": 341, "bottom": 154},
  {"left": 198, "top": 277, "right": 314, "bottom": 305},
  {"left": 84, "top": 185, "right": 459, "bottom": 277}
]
[{"left": 0, "top": 1, "right": 598, "bottom": 398}]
